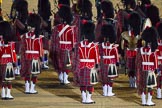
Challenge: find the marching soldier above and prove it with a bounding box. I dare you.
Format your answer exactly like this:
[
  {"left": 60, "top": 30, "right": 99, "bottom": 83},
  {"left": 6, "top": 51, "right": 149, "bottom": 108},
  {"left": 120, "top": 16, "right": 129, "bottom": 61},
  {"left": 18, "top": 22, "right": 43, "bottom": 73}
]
[
  {"left": 99, "top": 24, "right": 119, "bottom": 96},
  {"left": 121, "top": 12, "right": 142, "bottom": 88},
  {"left": 136, "top": 27, "right": 158, "bottom": 106},
  {"left": 50, "top": 5, "right": 76, "bottom": 84},
  {"left": 20, "top": 13, "right": 43, "bottom": 94},
  {"left": 73, "top": 20, "right": 99, "bottom": 104},
  {"left": 0, "top": 21, "right": 17, "bottom": 100},
  {"left": 156, "top": 22, "right": 162, "bottom": 99}
]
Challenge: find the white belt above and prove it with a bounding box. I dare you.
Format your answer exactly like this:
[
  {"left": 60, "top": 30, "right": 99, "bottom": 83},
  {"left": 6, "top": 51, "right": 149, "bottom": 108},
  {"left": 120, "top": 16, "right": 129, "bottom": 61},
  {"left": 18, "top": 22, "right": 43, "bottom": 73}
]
[
  {"left": 80, "top": 59, "right": 95, "bottom": 62},
  {"left": 59, "top": 41, "right": 72, "bottom": 44},
  {"left": 142, "top": 62, "right": 154, "bottom": 66},
  {"left": 2, "top": 54, "right": 11, "bottom": 58},
  {"left": 25, "top": 50, "right": 39, "bottom": 54},
  {"left": 158, "top": 56, "right": 162, "bottom": 60},
  {"left": 103, "top": 55, "right": 115, "bottom": 59}
]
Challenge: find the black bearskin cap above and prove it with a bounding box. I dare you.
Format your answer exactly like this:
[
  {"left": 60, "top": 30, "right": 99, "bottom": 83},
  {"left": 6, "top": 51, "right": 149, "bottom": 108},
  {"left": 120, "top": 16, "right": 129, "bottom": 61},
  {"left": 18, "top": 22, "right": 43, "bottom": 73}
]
[
  {"left": 58, "top": 5, "right": 73, "bottom": 24},
  {"left": 101, "top": 24, "right": 116, "bottom": 43},
  {"left": 129, "top": 12, "right": 142, "bottom": 36},
  {"left": 146, "top": 5, "right": 160, "bottom": 27},
  {"left": 14, "top": 0, "right": 28, "bottom": 23},
  {"left": 38, "top": 0, "right": 51, "bottom": 20},
  {"left": 141, "top": 27, "right": 158, "bottom": 51},
  {"left": 121, "top": 0, "right": 136, "bottom": 9},
  {"left": 141, "top": 0, "right": 151, "bottom": 5},
  {"left": 0, "top": 21, "right": 13, "bottom": 44},
  {"left": 58, "top": 0, "right": 70, "bottom": 6},
  {"left": 27, "top": 13, "right": 42, "bottom": 37},
  {"left": 77, "top": 0, "right": 93, "bottom": 20},
  {"left": 156, "top": 22, "right": 162, "bottom": 39},
  {"left": 81, "top": 20, "right": 95, "bottom": 42},
  {"left": 15, "top": 0, "right": 28, "bottom": 12},
  {"left": 101, "top": 0, "right": 114, "bottom": 18}
]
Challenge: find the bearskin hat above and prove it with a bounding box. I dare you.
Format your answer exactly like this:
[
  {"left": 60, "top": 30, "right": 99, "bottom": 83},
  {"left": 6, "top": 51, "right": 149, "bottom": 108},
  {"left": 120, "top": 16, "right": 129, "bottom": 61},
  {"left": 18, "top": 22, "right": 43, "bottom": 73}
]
[
  {"left": 77, "top": 0, "right": 93, "bottom": 20},
  {"left": 0, "top": 21, "right": 13, "bottom": 44},
  {"left": 128, "top": 12, "right": 142, "bottom": 36},
  {"left": 141, "top": 27, "right": 158, "bottom": 51},
  {"left": 121, "top": 0, "right": 136, "bottom": 10},
  {"left": 101, "top": 24, "right": 116, "bottom": 43},
  {"left": 58, "top": 0, "right": 70, "bottom": 6},
  {"left": 38, "top": 0, "right": 51, "bottom": 20},
  {"left": 101, "top": 0, "right": 114, "bottom": 18},
  {"left": 141, "top": 0, "right": 151, "bottom": 5},
  {"left": 27, "top": 13, "right": 41, "bottom": 37},
  {"left": 14, "top": 0, "right": 28, "bottom": 23},
  {"left": 146, "top": 4, "right": 160, "bottom": 27},
  {"left": 58, "top": 5, "right": 73, "bottom": 24},
  {"left": 81, "top": 19, "right": 95, "bottom": 42},
  {"left": 156, "top": 22, "right": 162, "bottom": 39}
]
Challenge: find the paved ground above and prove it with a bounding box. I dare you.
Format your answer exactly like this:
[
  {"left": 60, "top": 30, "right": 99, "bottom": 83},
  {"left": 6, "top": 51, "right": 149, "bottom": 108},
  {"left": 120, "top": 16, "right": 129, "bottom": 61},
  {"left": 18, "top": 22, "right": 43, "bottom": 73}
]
[{"left": 0, "top": 66, "right": 161, "bottom": 108}]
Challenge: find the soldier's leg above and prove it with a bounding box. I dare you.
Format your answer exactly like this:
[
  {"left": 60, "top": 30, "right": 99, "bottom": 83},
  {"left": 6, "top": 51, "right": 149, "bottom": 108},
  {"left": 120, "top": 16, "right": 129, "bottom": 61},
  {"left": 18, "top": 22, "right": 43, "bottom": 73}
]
[
  {"left": 80, "top": 86, "right": 86, "bottom": 104},
  {"left": 24, "top": 75, "right": 30, "bottom": 94},
  {"left": 30, "top": 75, "right": 38, "bottom": 94},
  {"left": 107, "top": 79, "right": 115, "bottom": 96},
  {"left": 1, "top": 82, "right": 6, "bottom": 99},
  {"left": 86, "top": 86, "right": 95, "bottom": 104},
  {"left": 157, "top": 76, "right": 162, "bottom": 99},
  {"left": 146, "top": 88, "right": 155, "bottom": 106},
  {"left": 6, "top": 81, "right": 14, "bottom": 99}
]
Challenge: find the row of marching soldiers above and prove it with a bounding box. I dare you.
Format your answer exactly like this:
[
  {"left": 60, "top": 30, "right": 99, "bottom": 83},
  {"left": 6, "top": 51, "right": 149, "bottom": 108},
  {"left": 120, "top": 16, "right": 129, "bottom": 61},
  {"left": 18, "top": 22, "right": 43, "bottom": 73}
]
[
  {"left": 52, "top": 0, "right": 162, "bottom": 106},
  {"left": 0, "top": 0, "right": 161, "bottom": 106},
  {"left": 0, "top": 0, "right": 50, "bottom": 100}
]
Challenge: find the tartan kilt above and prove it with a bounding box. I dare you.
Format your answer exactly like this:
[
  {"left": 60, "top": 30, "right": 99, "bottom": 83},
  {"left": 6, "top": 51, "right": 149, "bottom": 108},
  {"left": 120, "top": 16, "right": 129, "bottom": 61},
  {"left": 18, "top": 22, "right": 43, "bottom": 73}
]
[
  {"left": 54, "top": 49, "right": 71, "bottom": 73},
  {"left": 79, "top": 67, "right": 92, "bottom": 86},
  {"left": 20, "top": 59, "right": 33, "bottom": 77},
  {"left": 126, "top": 57, "right": 136, "bottom": 77},
  {"left": 100, "top": 64, "right": 118, "bottom": 84},
  {"left": 136, "top": 70, "right": 147, "bottom": 94},
  {"left": 0, "top": 64, "right": 7, "bottom": 85}
]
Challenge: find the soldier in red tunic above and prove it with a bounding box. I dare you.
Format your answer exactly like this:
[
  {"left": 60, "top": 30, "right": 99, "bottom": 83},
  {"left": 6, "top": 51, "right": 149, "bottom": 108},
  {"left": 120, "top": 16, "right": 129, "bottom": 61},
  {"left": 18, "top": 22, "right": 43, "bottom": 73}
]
[
  {"left": 50, "top": 5, "right": 77, "bottom": 84},
  {"left": 0, "top": 21, "right": 17, "bottom": 100},
  {"left": 20, "top": 13, "right": 43, "bottom": 94},
  {"left": 136, "top": 27, "right": 158, "bottom": 106},
  {"left": 156, "top": 22, "right": 162, "bottom": 99},
  {"left": 99, "top": 24, "right": 119, "bottom": 96},
  {"left": 73, "top": 20, "right": 99, "bottom": 104}
]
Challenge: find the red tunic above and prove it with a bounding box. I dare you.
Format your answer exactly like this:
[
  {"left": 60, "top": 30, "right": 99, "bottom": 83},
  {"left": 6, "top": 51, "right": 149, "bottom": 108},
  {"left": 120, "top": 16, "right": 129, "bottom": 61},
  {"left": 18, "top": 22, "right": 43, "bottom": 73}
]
[
  {"left": 57, "top": 24, "right": 77, "bottom": 50},
  {"left": 23, "top": 32, "right": 43, "bottom": 60},
  {"left": 99, "top": 42, "right": 119, "bottom": 83},
  {"left": 75, "top": 40, "right": 100, "bottom": 86},
  {"left": 78, "top": 40, "right": 100, "bottom": 69},
  {"left": 50, "top": 24, "right": 78, "bottom": 73},
  {"left": 140, "top": 47, "right": 158, "bottom": 71},
  {"left": 0, "top": 42, "right": 17, "bottom": 64},
  {"left": 20, "top": 31, "right": 43, "bottom": 77},
  {"left": 156, "top": 40, "right": 162, "bottom": 87},
  {"left": 136, "top": 47, "right": 158, "bottom": 94},
  {"left": 0, "top": 38, "right": 17, "bottom": 84}
]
